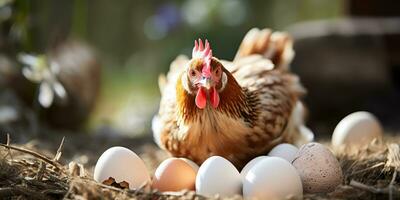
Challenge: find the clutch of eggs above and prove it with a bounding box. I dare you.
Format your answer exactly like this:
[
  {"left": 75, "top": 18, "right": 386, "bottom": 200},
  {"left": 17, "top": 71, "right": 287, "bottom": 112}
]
[{"left": 94, "top": 141, "right": 342, "bottom": 198}]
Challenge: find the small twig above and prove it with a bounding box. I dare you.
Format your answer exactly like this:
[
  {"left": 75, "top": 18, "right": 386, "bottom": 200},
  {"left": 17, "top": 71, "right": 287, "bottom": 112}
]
[
  {"left": 64, "top": 180, "right": 76, "bottom": 199},
  {"left": 6, "top": 133, "right": 10, "bottom": 146},
  {"left": 42, "top": 189, "right": 66, "bottom": 195},
  {"left": 24, "top": 178, "right": 62, "bottom": 190},
  {"left": 53, "top": 136, "right": 65, "bottom": 162},
  {"left": 351, "top": 162, "right": 385, "bottom": 175},
  {"left": 350, "top": 180, "right": 388, "bottom": 194},
  {"left": 0, "top": 143, "right": 63, "bottom": 171},
  {"left": 35, "top": 161, "right": 46, "bottom": 181},
  {"left": 389, "top": 170, "right": 397, "bottom": 200},
  {"left": 5, "top": 133, "right": 13, "bottom": 163}
]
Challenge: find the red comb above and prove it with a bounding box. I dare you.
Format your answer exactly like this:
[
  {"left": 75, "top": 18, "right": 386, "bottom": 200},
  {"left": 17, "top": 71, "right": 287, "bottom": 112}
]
[{"left": 192, "top": 39, "right": 212, "bottom": 78}]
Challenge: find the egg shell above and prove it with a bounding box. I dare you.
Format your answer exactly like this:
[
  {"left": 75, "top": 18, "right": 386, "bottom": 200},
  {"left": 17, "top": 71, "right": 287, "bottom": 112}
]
[
  {"left": 196, "top": 156, "right": 242, "bottom": 197},
  {"left": 268, "top": 143, "right": 299, "bottom": 163},
  {"left": 243, "top": 157, "right": 303, "bottom": 200},
  {"left": 179, "top": 158, "right": 199, "bottom": 172},
  {"left": 332, "top": 111, "right": 383, "bottom": 148},
  {"left": 240, "top": 156, "right": 268, "bottom": 178},
  {"left": 152, "top": 158, "right": 197, "bottom": 192},
  {"left": 293, "top": 143, "right": 343, "bottom": 193},
  {"left": 94, "top": 146, "right": 150, "bottom": 189}
]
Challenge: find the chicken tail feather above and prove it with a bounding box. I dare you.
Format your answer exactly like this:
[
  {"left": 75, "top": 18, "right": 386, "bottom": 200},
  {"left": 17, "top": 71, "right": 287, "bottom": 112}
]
[{"left": 234, "top": 28, "right": 294, "bottom": 71}]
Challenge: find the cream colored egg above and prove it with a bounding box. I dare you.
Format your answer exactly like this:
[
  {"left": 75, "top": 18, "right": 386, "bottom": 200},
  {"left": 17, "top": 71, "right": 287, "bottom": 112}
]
[
  {"left": 299, "top": 125, "right": 315, "bottom": 143},
  {"left": 196, "top": 156, "right": 242, "bottom": 197},
  {"left": 94, "top": 146, "right": 150, "bottom": 189},
  {"left": 332, "top": 111, "right": 383, "bottom": 148},
  {"left": 152, "top": 158, "right": 197, "bottom": 192},
  {"left": 243, "top": 157, "right": 303, "bottom": 200},
  {"left": 268, "top": 143, "right": 299, "bottom": 163},
  {"left": 240, "top": 156, "right": 268, "bottom": 178},
  {"left": 293, "top": 143, "right": 343, "bottom": 193}
]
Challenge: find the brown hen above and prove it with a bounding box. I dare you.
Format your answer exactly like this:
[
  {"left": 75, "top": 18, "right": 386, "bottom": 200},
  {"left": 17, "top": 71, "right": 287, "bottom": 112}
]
[{"left": 152, "top": 28, "right": 313, "bottom": 169}]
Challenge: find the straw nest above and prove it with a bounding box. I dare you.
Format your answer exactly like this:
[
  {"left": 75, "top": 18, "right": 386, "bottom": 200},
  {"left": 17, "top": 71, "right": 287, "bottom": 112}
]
[{"left": 0, "top": 135, "right": 399, "bottom": 200}]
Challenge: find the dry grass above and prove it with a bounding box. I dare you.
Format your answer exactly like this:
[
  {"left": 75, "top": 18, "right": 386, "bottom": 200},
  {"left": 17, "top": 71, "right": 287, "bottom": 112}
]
[{"left": 0, "top": 135, "right": 399, "bottom": 200}]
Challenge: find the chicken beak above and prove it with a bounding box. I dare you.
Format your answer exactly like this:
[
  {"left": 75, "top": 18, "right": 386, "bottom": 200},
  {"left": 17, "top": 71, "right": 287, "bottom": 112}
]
[{"left": 200, "top": 77, "right": 212, "bottom": 90}]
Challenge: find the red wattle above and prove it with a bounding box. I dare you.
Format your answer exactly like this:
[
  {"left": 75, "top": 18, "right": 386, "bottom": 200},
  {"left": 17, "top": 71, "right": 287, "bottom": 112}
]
[
  {"left": 195, "top": 87, "right": 207, "bottom": 109},
  {"left": 210, "top": 87, "right": 220, "bottom": 108}
]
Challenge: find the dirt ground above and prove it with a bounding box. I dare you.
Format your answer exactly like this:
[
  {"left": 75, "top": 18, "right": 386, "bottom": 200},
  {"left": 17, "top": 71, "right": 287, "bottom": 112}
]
[{"left": 0, "top": 129, "right": 399, "bottom": 200}]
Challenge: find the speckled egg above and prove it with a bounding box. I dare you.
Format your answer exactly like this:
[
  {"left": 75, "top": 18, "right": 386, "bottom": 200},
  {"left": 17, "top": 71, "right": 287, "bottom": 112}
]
[
  {"left": 332, "top": 111, "right": 383, "bottom": 148},
  {"left": 292, "top": 143, "right": 343, "bottom": 193}
]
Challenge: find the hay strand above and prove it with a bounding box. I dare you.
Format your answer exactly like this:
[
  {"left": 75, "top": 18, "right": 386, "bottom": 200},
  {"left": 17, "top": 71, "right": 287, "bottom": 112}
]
[{"left": 0, "top": 143, "right": 63, "bottom": 171}]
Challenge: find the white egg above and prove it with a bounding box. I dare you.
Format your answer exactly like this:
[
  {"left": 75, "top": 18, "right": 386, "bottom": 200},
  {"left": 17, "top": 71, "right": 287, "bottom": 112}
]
[
  {"left": 94, "top": 146, "right": 150, "bottom": 189},
  {"left": 196, "top": 156, "right": 242, "bottom": 197},
  {"left": 243, "top": 157, "right": 303, "bottom": 200},
  {"left": 332, "top": 111, "right": 383, "bottom": 148},
  {"left": 268, "top": 143, "right": 299, "bottom": 163},
  {"left": 240, "top": 156, "right": 268, "bottom": 178}
]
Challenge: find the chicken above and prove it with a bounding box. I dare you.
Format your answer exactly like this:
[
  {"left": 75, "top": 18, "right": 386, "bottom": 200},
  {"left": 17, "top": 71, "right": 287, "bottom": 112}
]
[{"left": 152, "top": 28, "right": 312, "bottom": 169}]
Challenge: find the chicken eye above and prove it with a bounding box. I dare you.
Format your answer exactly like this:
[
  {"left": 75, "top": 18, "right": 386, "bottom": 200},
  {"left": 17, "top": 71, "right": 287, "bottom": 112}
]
[
  {"left": 189, "top": 69, "right": 196, "bottom": 77},
  {"left": 215, "top": 68, "right": 220, "bottom": 75}
]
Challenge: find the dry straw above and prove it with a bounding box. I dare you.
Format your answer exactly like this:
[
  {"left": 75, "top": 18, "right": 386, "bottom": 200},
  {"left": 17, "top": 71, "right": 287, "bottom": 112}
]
[{"left": 0, "top": 134, "right": 399, "bottom": 199}]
